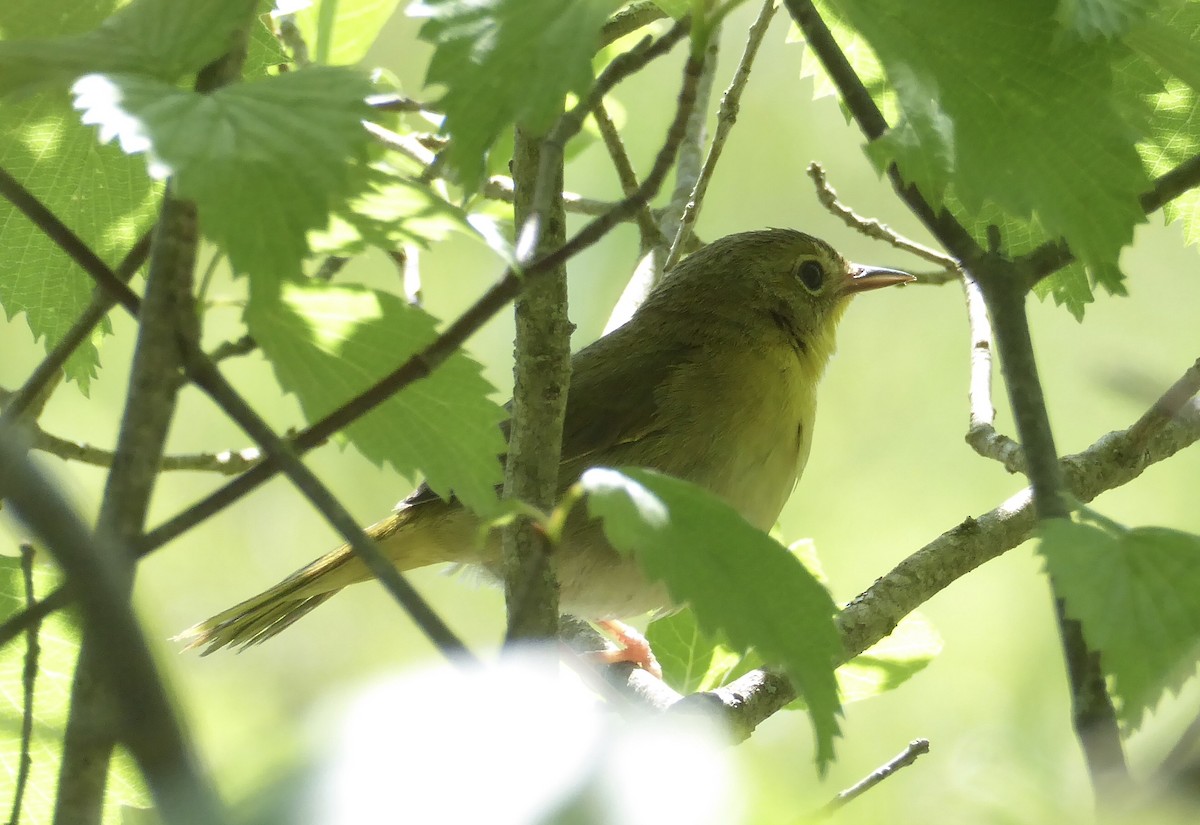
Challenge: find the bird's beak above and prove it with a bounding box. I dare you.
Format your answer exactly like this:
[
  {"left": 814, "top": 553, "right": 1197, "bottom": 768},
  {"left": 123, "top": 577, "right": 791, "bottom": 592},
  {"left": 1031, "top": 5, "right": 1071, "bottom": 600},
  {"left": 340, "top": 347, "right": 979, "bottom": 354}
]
[{"left": 846, "top": 264, "right": 916, "bottom": 293}]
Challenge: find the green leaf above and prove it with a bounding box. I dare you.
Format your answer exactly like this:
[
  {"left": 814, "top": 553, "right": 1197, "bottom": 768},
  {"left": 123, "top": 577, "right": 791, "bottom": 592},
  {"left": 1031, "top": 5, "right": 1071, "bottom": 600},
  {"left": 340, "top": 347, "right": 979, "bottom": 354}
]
[
  {"left": 1057, "top": 0, "right": 1157, "bottom": 40},
  {"left": 291, "top": 0, "right": 403, "bottom": 65},
  {"left": 580, "top": 467, "right": 842, "bottom": 771},
  {"left": 0, "top": 95, "right": 158, "bottom": 391},
  {"left": 1125, "top": 3, "right": 1200, "bottom": 247},
  {"left": 835, "top": 611, "right": 942, "bottom": 704},
  {"left": 71, "top": 66, "right": 375, "bottom": 282},
  {"left": 1039, "top": 518, "right": 1200, "bottom": 729},
  {"left": 409, "top": 0, "right": 617, "bottom": 192},
  {"left": 645, "top": 608, "right": 746, "bottom": 695},
  {"left": 831, "top": 0, "right": 1151, "bottom": 278},
  {"left": 245, "top": 279, "right": 507, "bottom": 515},
  {"left": 0, "top": 0, "right": 257, "bottom": 95},
  {"left": 650, "top": 0, "right": 691, "bottom": 19},
  {"left": 0, "top": 555, "right": 150, "bottom": 825},
  {"left": 310, "top": 162, "right": 481, "bottom": 256},
  {"left": 649, "top": 606, "right": 942, "bottom": 705}
]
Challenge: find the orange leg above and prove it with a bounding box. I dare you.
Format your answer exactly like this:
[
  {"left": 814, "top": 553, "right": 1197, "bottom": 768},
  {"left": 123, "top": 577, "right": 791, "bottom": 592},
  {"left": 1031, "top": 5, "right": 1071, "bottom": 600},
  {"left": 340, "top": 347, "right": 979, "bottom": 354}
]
[{"left": 592, "top": 619, "right": 662, "bottom": 679}]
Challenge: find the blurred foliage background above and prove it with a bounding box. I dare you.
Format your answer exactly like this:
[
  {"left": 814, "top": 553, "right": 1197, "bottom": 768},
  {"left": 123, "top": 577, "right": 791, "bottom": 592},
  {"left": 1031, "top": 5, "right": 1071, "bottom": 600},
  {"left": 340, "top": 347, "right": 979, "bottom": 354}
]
[{"left": 2, "top": 4, "right": 1199, "bottom": 822}]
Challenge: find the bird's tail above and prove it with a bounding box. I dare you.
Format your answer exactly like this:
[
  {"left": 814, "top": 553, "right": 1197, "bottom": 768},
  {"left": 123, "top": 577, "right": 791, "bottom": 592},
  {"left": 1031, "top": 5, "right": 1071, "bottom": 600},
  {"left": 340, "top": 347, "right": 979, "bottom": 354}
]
[{"left": 176, "top": 506, "right": 455, "bottom": 654}]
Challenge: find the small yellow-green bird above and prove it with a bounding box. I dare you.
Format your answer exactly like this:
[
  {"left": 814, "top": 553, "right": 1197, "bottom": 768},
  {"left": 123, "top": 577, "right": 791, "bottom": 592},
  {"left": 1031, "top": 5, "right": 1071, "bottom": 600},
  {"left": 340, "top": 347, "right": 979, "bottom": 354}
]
[{"left": 179, "top": 229, "right": 912, "bottom": 661}]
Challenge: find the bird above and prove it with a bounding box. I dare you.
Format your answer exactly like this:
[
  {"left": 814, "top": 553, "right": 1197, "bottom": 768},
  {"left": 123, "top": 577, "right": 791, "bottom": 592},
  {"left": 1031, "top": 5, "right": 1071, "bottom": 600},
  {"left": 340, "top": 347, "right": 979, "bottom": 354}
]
[{"left": 178, "top": 229, "right": 913, "bottom": 666}]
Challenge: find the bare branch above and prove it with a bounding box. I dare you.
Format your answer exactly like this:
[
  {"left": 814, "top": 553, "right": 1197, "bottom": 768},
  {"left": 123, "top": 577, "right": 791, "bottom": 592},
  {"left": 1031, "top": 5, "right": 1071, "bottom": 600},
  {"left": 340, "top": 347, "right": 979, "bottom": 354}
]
[
  {"left": 665, "top": 0, "right": 777, "bottom": 272},
  {"left": 26, "top": 427, "right": 262, "bottom": 474},
  {"left": 962, "top": 274, "right": 1024, "bottom": 473},
  {"left": 814, "top": 739, "right": 931, "bottom": 819},
  {"left": 600, "top": 1, "right": 668, "bottom": 48},
  {"left": 806, "top": 162, "right": 957, "bottom": 275},
  {"left": 5, "top": 544, "right": 41, "bottom": 825},
  {"left": 593, "top": 99, "right": 666, "bottom": 248}
]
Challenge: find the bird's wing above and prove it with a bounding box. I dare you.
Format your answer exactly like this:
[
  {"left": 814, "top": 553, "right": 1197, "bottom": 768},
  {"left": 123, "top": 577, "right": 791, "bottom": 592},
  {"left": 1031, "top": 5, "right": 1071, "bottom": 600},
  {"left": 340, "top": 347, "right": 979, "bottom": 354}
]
[{"left": 400, "top": 321, "right": 689, "bottom": 510}]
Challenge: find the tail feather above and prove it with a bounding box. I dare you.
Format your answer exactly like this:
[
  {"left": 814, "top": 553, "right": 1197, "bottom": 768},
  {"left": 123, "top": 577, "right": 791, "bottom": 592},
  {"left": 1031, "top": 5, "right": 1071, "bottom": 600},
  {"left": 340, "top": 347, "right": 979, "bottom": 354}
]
[{"left": 177, "top": 500, "right": 477, "bottom": 653}]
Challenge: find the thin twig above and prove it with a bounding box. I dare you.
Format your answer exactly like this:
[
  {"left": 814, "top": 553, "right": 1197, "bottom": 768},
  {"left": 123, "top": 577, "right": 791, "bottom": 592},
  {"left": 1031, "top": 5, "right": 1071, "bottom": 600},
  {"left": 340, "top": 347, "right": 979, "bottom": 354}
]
[
  {"left": 28, "top": 427, "right": 261, "bottom": 474},
  {"left": 665, "top": 0, "right": 777, "bottom": 272},
  {"left": 5, "top": 544, "right": 41, "bottom": 825},
  {"left": 599, "top": 1, "right": 668, "bottom": 48},
  {"left": 962, "top": 274, "right": 1025, "bottom": 473},
  {"left": 207, "top": 334, "right": 257, "bottom": 364},
  {"left": 592, "top": 99, "right": 665, "bottom": 248},
  {"left": 813, "top": 739, "right": 931, "bottom": 819},
  {"left": 482, "top": 175, "right": 619, "bottom": 217},
  {"left": 1124, "top": 356, "right": 1200, "bottom": 453},
  {"left": 0, "top": 586, "right": 72, "bottom": 651},
  {"left": 806, "top": 162, "right": 958, "bottom": 276},
  {"left": 660, "top": 31, "right": 719, "bottom": 269}
]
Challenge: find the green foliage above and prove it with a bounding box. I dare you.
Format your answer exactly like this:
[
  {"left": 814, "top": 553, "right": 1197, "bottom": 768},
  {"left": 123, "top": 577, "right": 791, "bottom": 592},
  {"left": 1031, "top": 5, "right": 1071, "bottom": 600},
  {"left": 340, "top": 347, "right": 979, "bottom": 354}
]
[
  {"left": 579, "top": 467, "right": 843, "bottom": 770},
  {"left": 311, "top": 161, "right": 481, "bottom": 257},
  {"left": 0, "top": 0, "right": 256, "bottom": 95},
  {"left": 245, "top": 279, "right": 508, "bottom": 515},
  {"left": 836, "top": 0, "right": 1151, "bottom": 275},
  {"left": 1039, "top": 517, "right": 1200, "bottom": 729},
  {"left": 290, "top": 0, "right": 403, "bottom": 65},
  {"left": 648, "top": 603, "right": 942, "bottom": 703},
  {"left": 72, "top": 67, "right": 376, "bottom": 283},
  {"left": 409, "top": 0, "right": 617, "bottom": 192},
  {"left": 803, "top": 0, "right": 1200, "bottom": 314},
  {"left": 0, "top": 556, "right": 149, "bottom": 825}
]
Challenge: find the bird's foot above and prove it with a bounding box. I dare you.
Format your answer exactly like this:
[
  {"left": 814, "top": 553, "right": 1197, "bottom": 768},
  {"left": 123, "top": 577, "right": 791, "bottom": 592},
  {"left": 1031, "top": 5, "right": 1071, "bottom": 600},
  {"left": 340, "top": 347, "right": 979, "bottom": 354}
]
[{"left": 592, "top": 619, "right": 662, "bottom": 679}]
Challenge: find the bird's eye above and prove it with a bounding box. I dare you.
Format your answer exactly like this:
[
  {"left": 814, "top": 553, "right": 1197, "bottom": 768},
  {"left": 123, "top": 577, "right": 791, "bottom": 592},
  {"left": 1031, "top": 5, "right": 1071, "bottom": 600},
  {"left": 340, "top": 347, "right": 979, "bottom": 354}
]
[{"left": 797, "top": 260, "right": 825, "bottom": 293}]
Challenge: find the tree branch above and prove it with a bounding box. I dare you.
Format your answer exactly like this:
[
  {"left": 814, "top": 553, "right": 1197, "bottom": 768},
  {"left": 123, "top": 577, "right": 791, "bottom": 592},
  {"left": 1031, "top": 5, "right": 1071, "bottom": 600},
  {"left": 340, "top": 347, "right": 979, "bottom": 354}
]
[
  {"left": 502, "top": 124, "right": 571, "bottom": 641},
  {"left": 814, "top": 739, "right": 931, "bottom": 819},
  {"left": 5, "top": 544, "right": 40, "bottom": 825},
  {"left": 55, "top": 184, "right": 201, "bottom": 825},
  {"left": 664, "top": 0, "right": 776, "bottom": 272},
  {"left": 0, "top": 428, "right": 227, "bottom": 825}
]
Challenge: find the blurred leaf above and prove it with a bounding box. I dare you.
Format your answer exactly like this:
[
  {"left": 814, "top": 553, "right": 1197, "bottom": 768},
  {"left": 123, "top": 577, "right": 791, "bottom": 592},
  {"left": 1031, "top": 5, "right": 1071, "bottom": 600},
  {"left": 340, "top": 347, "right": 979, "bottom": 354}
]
[
  {"left": 0, "top": 0, "right": 256, "bottom": 95},
  {"left": 1039, "top": 518, "right": 1200, "bottom": 729},
  {"left": 72, "top": 66, "right": 375, "bottom": 282},
  {"left": 1126, "top": 15, "right": 1200, "bottom": 91},
  {"left": 409, "top": 0, "right": 617, "bottom": 192},
  {"left": 580, "top": 467, "right": 842, "bottom": 770},
  {"left": 830, "top": 0, "right": 1150, "bottom": 283},
  {"left": 836, "top": 611, "right": 942, "bottom": 704},
  {"left": 0, "top": 555, "right": 150, "bottom": 825},
  {"left": 245, "top": 279, "right": 507, "bottom": 515},
  {"left": 1056, "top": 0, "right": 1156, "bottom": 39},
  {"left": 291, "top": 0, "right": 403, "bottom": 65}
]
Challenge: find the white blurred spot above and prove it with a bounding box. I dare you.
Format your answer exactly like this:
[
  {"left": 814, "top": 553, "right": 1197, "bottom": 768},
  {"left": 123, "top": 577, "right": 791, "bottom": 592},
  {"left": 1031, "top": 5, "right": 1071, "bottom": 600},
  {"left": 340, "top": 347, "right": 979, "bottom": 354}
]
[{"left": 306, "top": 648, "right": 740, "bottom": 824}]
